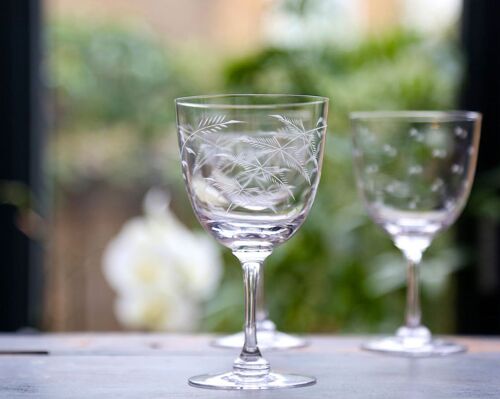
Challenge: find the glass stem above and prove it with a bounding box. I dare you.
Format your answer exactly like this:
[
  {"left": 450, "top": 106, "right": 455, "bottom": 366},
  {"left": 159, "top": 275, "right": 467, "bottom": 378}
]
[
  {"left": 232, "top": 253, "right": 270, "bottom": 378},
  {"left": 242, "top": 261, "right": 260, "bottom": 352},
  {"left": 405, "top": 257, "right": 421, "bottom": 329},
  {"left": 395, "top": 236, "right": 429, "bottom": 331}
]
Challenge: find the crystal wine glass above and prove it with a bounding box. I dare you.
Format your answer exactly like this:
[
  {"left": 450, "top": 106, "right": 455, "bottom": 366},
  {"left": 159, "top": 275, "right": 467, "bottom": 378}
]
[
  {"left": 350, "top": 111, "right": 481, "bottom": 357},
  {"left": 176, "top": 94, "right": 328, "bottom": 389}
]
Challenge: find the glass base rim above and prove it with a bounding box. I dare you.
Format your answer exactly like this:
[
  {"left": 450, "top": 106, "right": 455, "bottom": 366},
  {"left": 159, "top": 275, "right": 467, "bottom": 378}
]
[
  {"left": 188, "top": 371, "right": 316, "bottom": 390},
  {"left": 361, "top": 336, "right": 467, "bottom": 357},
  {"left": 212, "top": 330, "right": 308, "bottom": 350}
]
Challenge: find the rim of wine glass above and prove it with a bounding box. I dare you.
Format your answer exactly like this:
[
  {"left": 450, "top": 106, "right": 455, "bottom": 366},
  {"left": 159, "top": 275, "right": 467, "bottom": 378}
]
[
  {"left": 350, "top": 110, "right": 481, "bottom": 122},
  {"left": 175, "top": 94, "right": 329, "bottom": 109}
]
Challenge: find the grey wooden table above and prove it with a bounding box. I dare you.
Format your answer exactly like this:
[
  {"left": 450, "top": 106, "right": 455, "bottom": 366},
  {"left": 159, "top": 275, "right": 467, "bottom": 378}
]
[{"left": 0, "top": 334, "right": 499, "bottom": 398}]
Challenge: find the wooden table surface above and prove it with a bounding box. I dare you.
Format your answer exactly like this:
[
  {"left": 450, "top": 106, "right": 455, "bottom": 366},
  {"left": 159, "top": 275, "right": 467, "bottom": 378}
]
[{"left": 0, "top": 334, "right": 499, "bottom": 398}]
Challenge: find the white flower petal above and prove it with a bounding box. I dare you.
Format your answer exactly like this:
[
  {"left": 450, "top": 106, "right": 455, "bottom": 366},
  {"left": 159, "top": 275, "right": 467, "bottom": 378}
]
[
  {"left": 115, "top": 291, "right": 199, "bottom": 332},
  {"left": 102, "top": 188, "right": 223, "bottom": 331}
]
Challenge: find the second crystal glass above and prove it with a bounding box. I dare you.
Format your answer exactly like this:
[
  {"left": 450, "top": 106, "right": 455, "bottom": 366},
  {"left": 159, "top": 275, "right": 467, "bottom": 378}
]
[
  {"left": 176, "top": 94, "right": 328, "bottom": 389},
  {"left": 350, "top": 111, "right": 481, "bottom": 357}
]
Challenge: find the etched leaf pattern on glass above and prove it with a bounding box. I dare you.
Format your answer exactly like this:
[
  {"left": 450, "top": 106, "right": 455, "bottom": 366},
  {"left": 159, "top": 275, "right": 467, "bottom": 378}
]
[{"left": 179, "top": 114, "right": 325, "bottom": 212}]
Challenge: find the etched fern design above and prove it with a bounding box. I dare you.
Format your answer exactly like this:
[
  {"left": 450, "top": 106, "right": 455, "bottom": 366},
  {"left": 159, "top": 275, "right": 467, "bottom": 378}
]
[
  {"left": 242, "top": 115, "right": 325, "bottom": 184},
  {"left": 179, "top": 113, "right": 326, "bottom": 212},
  {"left": 241, "top": 135, "right": 311, "bottom": 184},
  {"left": 179, "top": 115, "right": 242, "bottom": 158}
]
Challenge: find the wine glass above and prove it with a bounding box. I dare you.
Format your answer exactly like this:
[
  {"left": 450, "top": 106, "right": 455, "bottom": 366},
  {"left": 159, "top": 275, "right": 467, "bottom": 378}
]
[
  {"left": 212, "top": 271, "right": 307, "bottom": 350},
  {"left": 176, "top": 94, "right": 328, "bottom": 389},
  {"left": 350, "top": 111, "right": 481, "bottom": 357}
]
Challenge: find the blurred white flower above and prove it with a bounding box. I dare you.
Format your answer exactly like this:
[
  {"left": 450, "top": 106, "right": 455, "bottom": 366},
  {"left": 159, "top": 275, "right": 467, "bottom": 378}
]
[
  {"left": 115, "top": 291, "right": 200, "bottom": 332},
  {"left": 103, "top": 188, "right": 222, "bottom": 331}
]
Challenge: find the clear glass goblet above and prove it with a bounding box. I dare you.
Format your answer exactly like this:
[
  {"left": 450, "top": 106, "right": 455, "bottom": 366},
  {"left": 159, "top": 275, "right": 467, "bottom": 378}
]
[
  {"left": 176, "top": 94, "right": 328, "bottom": 389},
  {"left": 350, "top": 111, "right": 481, "bottom": 357}
]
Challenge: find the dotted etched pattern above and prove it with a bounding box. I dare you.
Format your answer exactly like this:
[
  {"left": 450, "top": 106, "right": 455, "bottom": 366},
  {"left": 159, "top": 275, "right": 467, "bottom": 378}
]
[{"left": 355, "top": 123, "right": 476, "bottom": 212}]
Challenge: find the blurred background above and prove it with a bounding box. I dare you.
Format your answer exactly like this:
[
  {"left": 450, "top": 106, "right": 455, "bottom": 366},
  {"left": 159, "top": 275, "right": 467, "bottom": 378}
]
[{"left": 1, "top": 0, "right": 499, "bottom": 335}]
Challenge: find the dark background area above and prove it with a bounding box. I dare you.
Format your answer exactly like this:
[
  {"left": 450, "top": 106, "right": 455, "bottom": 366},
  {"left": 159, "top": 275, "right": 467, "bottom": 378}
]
[
  {"left": 457, "top": 0, "right": 500, "bottom": 334},
  {"left": 0, "top": 0, "right": 43, "bottom": 332}
]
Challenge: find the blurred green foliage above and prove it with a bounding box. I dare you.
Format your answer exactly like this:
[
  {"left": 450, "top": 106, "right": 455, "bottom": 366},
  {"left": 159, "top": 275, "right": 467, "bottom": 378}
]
[
  {"left": 470, "top": 168, "right": 500, "bottom": 221},
  {"left": 48, "top": 22, "right": 211, "bottom": 189},
  {"left": 50, "top": 19, "right": 465, "bottom": 333},
  {"left": 51, "top": 22, "right": 179, "bottom": 135},
  {"left": 206, "top": 30, "right": 464, "bottom": 334}
]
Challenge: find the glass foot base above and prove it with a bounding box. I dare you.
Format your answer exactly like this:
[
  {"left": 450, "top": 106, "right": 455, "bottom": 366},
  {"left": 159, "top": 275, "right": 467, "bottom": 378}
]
[
  {"left": 212, "top": 330, "right": 307, "bottom": 350},
  {"left": 189, "top": 371, "right": 316, "bottom": 390},
  {"left": 362, "top": 336, "right": 466, "bottom": 357}
]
